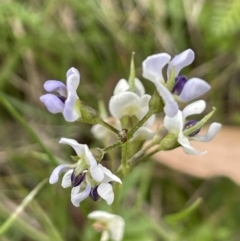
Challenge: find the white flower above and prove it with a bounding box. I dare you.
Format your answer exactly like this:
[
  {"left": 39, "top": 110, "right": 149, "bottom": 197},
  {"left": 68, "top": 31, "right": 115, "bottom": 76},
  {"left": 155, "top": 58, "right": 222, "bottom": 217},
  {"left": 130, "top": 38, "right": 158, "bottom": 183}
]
[
  {"left": 113, "top": 78, "right": 145, "bottom": 96},
  {"left": 49, "top": 138, "right": 122, "bottom": 207},
  {"left": 88, "top": 211, "right": 125, "bottom": 241},
  {"left": 69, "top": 164, "right": 122, "bottom": 207},
  {"left": 163, "top": 100, "right": 222, "bottom": 155},
  {"left": 109, "top": 78, "right": 155, "bottom": 127}
]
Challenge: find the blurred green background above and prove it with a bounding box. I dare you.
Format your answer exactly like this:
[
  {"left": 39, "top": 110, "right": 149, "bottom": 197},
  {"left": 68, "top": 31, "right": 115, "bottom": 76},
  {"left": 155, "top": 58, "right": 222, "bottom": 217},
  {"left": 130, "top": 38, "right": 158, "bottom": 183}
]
[{"left": 1, "top": 0, "right": 240, "bottom": 240}]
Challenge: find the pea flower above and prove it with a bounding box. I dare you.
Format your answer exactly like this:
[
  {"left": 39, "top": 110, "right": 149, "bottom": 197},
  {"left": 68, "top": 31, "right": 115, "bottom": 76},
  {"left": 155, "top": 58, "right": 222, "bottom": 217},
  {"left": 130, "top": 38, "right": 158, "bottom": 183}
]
[
  {"left": 49, "top": 138, "right": 121, "bottom": 207},
  {"left": 40, "top": 67, "right": 81, "bottom": 122},
  {"left": 109, "top": 78, "right": 153, "bottom": 125},
  {"left": 163, "top": 100, "right": 222, "bottom": 154},
  {"left": 142, "top": 49, "right": 211, "bottom": 102},
  {"left": 108, "top": 78, "right": 156, "bottom": 139},
  {"left": 88, "top": 211, "right": 125, "bottom": 241}
]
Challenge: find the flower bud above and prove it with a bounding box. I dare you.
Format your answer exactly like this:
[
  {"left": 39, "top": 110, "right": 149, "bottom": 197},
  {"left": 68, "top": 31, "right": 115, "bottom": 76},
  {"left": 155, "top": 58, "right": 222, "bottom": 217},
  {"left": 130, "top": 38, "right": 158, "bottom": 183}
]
[
  {"left": 78, "top": 100, "right": 104, "bottom": 125},
  {"left": 90, "top": 148, "right": 105, "bottom": 162},
  {"left": 148, "top": 91, "right": 164, "bottom": 114},
  {"left": 158, "top": 133, "right": 179, "bottom": 151}
]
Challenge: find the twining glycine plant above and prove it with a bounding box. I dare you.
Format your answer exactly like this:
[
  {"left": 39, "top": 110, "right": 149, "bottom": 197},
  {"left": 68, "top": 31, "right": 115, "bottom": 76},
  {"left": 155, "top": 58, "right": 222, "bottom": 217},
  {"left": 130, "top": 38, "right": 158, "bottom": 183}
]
[{"left": 40, "top": 49, "right": 221, "bottom": 241}]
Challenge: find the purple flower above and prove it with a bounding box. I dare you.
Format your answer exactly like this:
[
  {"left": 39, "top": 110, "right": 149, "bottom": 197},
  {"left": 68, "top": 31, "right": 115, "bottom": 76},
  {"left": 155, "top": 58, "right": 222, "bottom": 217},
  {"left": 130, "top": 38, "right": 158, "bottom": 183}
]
[
  {"left": 142, "top": 49, "right": 211, "bottom": 102},
  {"left": 40, "top": 67, "right": 81, "bottom": 122}
]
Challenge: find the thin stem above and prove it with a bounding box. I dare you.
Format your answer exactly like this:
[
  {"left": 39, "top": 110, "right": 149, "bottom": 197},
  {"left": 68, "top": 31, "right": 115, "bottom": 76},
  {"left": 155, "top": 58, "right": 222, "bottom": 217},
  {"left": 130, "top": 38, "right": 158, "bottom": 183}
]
[
  {"left": 127, "top": 111, "right": 153, "bottom": 139},
  {"left": 98, "top": 119, "right": 119, "bottom": 135},
  {"left": 102, "top": 141, "right": 121, "bottom": 153},
  {"left": 121, "top": 142, "right": 129, "bottom": 175}
]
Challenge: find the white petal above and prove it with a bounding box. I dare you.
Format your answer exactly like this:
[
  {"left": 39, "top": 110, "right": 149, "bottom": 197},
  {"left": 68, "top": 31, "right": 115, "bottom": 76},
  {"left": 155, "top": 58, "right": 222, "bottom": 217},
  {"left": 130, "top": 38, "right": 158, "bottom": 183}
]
[
  {"left": 182, "top": 100, "right": 206, "bottom": 120},
  {"left": 167, "top": 49, "right": 195, "bottom": 78},
  {"left": 49, "top": 164, "right": 72, "bottom": 184},
  {"left": 66, "top": 67, "right": 80, "bottom": 79},
  {"left": 132, "top": 127, "right": 154, "bottom": 141},
  {"left": 61, "top": 169, "right": 73, "bottom": 188},
  {"left": 71, "top": 183, "right": 91, "bottom": 207},
  {"left": 178, "top": 131, "right": 206, "bottom": 155},
  {"left": 179, "top": 77, "right": 211, "bottom": 102},
  {"left": 113, "top": 79, "right": 129, "bottom": 95},
  {"left": 142, "top": 53, "right": 171, "bottom": 84},
  {"left": 154, "top": 82, "right": 179, "bottom": 117},
  {"left": 84, "top": 145, "right": 98, "bottom": 166},
  {"left": 191, "top": 122, "right": 222, "bottom": 142},
  {"left": 101, "top": 231, "right": 110, "bottom": 241},
  {"left": 109, "top": 92, "right": 148, "bottom": 120},
  {"left": 98, "top": 183, "right": 114, "bottom": 205},
  {"left": 144, "top": 113, "right": 156, "bottom": 127},
  {"left": 99, "top": 164, "right": 122, "bottom": 184},
  {"left": 108, "top": 216, "right": 125, "bottom": 241},
  {"left": 88, "top": 210, "right": 116, "bottom": 221},
  {"left": 134, "top": 78, "right": 145, "bottom": 96},
  {"left": 91, "top": 124, "right": 108, "bottom": 140},
  {"left": 66, "top": 67, "right": 80, "bottom": 89},
  {"left": 88, "top": 211, "right": 125, "bottom": 241},
  {"left": 164, "top": 110, "right": 183, "bottom": 132},
  {"left": 59, "top": 138, "right": 85, "bottom": 156},
  {"left": 90, "top": 164, "right": 104, "bottom": 182},
  {"left": 63, "top": 68, "right": 81, "bottom": 122}
]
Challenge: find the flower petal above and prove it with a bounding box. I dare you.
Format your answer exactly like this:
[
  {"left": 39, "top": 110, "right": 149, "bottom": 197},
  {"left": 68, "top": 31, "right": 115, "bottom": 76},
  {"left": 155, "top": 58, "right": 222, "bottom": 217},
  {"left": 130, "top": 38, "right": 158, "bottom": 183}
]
[
  {"left": 99, "top": 164, "right": 122, "bottom": 184},
  {"left": 113, "top": 79, "right": 129, "bottom": 95},
  {"left": 97, "top": 183, "right": 114, "bottom": 205},
  {"left": 90, "top": 164, "right": 104, "bottom": 182},
  {"left": 164, "top": 110, "right": 183, "bottom": 132},
  {"left": 63, "top": 68, "right": 81, "bottom": 122},
  {"left": 61, "top": 169, "right": 73, "bottom": 188},
  {"left": 132, "top": 127, "right": 154, "bottom": 141},
  {"left": 182, "top": 100, "right": 206, "bottom": 120},
  {"left": 91, "top": 124, "right": 107, "bottom": 140},
  {"left": 191, "top": 122, "right": 222, "bottom": 142},
  {"left": 43, "top": 80, "right": 67, "bottom": 96},
  {"left": 40, "top": 94, "right": 65, "bottom": 114},
  {"left": 108, "top": 217, "right": 125, "bottom": 241},
  {"left": 167, "top": 49, "right": 195, "bottom": 78},
  {"left": 71, "top": 183, "right": 91, "bottom": 207},
  {"left": 154, "top": 82, "right": 179, "bottom": 117},
  {"left": 178, "top": 131, "right": 206, "bottom": 155},
  {"left": 142, "top": 53, "right": 171, "bottom": 84},
  {"left": 179, "top": 78, "right": 211, "bottom": 102},
  {"left": 59, "top": 138, "right": 85, "bottom": 156},
  {"left": 109, "top": 92, "right": 148, "bottom": 119},
  {"left": 66, "top": 67, "right": 80, "bottom": 79},
  {"left": 88, "top": 210, "right": 115, "bottom": 220},
  {"left": 88, "top": 211, "right": 125, "bottom": 241},
  {"left": 134, "top": 78, "right": 145, "bottom": 96},
  {"left": 49, "top": 164, "right": 72, "bottom": 184}
]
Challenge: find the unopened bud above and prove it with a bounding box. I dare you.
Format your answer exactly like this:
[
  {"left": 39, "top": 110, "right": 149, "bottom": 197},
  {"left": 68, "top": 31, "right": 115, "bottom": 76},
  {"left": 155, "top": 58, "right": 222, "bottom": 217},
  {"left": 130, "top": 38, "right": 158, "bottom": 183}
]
[
  {"left": 148, "top": 91, "right": 164, "bottom": 114},
  {"left": 158, "top": 133, "right": 179, "bottom": 151}
]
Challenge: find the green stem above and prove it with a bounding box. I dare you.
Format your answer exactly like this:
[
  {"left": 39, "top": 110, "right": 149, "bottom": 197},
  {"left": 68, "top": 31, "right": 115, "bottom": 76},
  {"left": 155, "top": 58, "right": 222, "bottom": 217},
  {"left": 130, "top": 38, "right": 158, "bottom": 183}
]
[
  {"left": 121, "top": 142, "right": 129, "bottom": 175},
  {"left": 127, "top": 111, "right": 153, "bottom": 140},
  {"left": 102, "top": 141, "right": 121, "bottom": 153},
  {"left": 0, "top": 94, "right": 58, "bottom": 165},
  {"left": 98, "top": 119, "right": 120, "bottom": 135}
]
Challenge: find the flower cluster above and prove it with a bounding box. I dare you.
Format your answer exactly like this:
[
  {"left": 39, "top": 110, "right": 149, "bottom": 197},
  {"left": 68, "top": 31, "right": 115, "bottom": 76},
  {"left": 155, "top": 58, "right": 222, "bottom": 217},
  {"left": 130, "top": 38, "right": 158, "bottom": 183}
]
[{"left": 40, "top": 48, "right": 221, "bottom": 241}]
